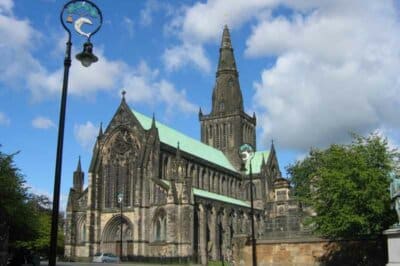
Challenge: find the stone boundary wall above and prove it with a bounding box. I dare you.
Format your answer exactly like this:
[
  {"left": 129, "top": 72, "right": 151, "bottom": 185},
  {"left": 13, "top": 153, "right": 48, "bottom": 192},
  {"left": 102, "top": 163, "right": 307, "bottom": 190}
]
[{"left": 234, "top": 237, "right": 387, "bottom": 266}]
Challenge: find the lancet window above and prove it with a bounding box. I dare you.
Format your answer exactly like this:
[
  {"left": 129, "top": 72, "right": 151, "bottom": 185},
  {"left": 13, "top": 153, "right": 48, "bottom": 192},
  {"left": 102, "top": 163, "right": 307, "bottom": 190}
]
[{"left": 153, "top": 209, "right": 167, "bottom": 242}]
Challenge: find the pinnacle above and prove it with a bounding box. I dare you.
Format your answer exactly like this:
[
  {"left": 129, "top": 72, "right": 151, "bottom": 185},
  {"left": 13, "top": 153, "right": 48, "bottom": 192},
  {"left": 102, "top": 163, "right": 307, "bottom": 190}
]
[
  {"left": 221, "top": 25, "right": 232, "bottom": 49},
  {"left": 76, "top": 156, "right": 82, "bottom": 172}
]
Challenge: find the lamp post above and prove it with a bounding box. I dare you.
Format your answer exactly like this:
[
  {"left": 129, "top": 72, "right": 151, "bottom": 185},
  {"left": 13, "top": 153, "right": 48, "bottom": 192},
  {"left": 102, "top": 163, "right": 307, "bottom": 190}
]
[
  {"left": 117, "top": 193, "right": 124, "bottom": 261},
  {"left": 49, "top": 1, "right": 102, "bottom": 266},
  {"left": 239, "top": 144, "right": 257, "bottom": 266}
]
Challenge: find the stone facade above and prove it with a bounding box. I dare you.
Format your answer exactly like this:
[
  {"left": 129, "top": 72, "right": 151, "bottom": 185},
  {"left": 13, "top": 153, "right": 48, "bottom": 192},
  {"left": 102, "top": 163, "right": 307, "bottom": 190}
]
[
  {"left": 236, "top": 238, "right": 387, "bottom": 266},
  {"left": 65, "top": 26, "right": 302, "bottom": 264}
]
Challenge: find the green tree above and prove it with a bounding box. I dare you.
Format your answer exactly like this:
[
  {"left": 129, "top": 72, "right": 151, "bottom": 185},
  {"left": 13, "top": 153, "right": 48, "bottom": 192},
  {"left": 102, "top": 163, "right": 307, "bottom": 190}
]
[
  {"left": 288, "top": 133, "right": 397, "bottom": 238},
  {"left": 0, "top": 147, "right": 64, "bottom": 257},
  {"left": 0, "top": 148, "right": 38, "bottom": 243},
  {"left": 17, "top": 194, "right": 64, "bottom": 255}
]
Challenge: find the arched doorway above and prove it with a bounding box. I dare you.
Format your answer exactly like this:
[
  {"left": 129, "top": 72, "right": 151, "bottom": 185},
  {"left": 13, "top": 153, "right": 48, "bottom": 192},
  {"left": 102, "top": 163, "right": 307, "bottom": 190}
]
[{"left": 101, "top": 215, "right": 133, "bottom": 258}]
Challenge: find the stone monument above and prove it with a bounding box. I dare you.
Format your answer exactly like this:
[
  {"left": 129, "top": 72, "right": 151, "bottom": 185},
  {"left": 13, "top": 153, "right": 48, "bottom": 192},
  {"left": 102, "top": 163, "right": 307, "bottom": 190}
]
[{"left": 384, "top": 175, "right": 400, "bottom": 265}]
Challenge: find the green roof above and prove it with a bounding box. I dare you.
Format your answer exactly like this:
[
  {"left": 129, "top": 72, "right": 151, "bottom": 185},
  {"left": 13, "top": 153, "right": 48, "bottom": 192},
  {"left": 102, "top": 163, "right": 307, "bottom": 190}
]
[
  {"left": 132, "top": 110, "right": 237, "bottom": 172},
  {"left": 193, "top": 188, "right": 250, "bottom": 208},
  {"left": 246, "top": 150, "right": 270, "bottom": 174},
  {"left": 158, "top": 181, "right": 251, "bottom": 208}
]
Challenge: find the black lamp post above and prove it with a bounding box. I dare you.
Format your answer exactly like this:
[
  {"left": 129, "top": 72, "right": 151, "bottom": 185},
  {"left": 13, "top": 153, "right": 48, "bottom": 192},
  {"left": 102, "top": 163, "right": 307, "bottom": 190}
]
[
  {"left": 117, "top": 193, "right": 124, "bottom": 261},
  {"left": 49, "top": 1, "right": 102, "bottom": 266},
  {"left": 239, "top": 144, "right": 257, "bottom": 266}
]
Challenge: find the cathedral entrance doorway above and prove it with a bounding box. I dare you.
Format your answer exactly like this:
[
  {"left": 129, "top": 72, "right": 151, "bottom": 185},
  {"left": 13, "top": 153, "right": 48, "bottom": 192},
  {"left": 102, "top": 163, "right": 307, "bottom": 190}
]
[{"left": 101, "top": 215, "right": 133, "bottom": 258}]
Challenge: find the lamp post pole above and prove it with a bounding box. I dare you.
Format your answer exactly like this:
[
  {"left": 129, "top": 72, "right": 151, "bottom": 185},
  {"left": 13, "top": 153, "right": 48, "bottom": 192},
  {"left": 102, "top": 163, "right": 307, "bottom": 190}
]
[
  {"left": 118, "top": 193, "right": 123, "bottom": 261},
  {"left": 239, "top": 144, "right": 257, "bottom": 266},
  {"left": 49, "top": 32, "right": 71, "bottom": 266},
  {"left": 249, "top": 161, "right": 257, "bottom": 266},
  {"left": 49, "top": 2, "right": 102, "bottom": 265}
]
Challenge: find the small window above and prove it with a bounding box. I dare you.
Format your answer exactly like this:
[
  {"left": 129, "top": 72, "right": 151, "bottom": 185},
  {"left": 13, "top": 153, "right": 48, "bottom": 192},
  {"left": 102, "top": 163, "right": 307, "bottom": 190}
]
[
  {"left": 153, "top": 210, "right": 167, "bottom": 242},
  {"left": 220, "top": 102, "right": 224, "bottom": 111}
]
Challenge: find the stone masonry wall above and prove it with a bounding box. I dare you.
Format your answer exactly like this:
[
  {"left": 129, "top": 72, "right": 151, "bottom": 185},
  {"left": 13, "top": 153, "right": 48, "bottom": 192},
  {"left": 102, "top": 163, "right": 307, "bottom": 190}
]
[{"left": 235, "top": 237, "right": 387, "bottom": 266}]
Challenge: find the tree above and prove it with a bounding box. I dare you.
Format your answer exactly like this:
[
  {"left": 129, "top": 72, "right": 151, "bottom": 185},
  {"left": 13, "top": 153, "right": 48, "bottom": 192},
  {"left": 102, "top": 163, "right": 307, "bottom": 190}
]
[
  {"left": 0, "top": 147, "right": 38, "bottom": 243},
  {"left": 287, "top": 133, "right": 397, "bottom": 238},
  {"left": 15, "top": 194, "right": 64, "bottom": 256},
  {"left": 0, "top": 147, "right": 64, "bottom": 258}
]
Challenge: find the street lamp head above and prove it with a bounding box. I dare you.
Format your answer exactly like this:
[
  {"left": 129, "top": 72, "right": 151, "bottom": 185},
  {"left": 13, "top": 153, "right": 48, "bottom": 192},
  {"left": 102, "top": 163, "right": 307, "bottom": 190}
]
[
  {"left": 239, "top": 143, "right": 255, "bottom": 162},
  {"left": 117, "top": 193, "right": 123, "bottom": 203},
  {"left": 76, "top": 41, "right": 98, "bottom": 67}
]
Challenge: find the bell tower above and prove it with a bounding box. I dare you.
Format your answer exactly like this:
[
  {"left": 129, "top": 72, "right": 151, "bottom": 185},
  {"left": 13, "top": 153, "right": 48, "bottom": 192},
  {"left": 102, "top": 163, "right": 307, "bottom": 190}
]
[{"left": 199, "top": 25, "right": 256, "bottom": 170}]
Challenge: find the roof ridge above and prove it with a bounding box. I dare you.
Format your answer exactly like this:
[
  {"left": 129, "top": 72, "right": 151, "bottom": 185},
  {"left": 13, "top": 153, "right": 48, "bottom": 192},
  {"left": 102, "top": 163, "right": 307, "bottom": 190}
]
[{"left": 131, "top": 109, "right": 237, "bottom": 172}]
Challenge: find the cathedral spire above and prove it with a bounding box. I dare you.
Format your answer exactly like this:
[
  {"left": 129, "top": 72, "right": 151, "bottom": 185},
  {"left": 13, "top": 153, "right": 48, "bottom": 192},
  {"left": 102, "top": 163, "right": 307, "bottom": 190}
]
[
  {"left": 73, "top": 156, "right": 84, "bottom": 192},
  {"left": 76, "top": 156, "right": 82, "bottom": 172},
  {"left": 199, "top": 25, "right": 255, "bottom": 170},
  {"left": 217, "top": 25, "right": 237, "bottom": 75},
  {"left": 221, "top": 25, "right": 232, "bottom": 49},
  {"left": 212, "top": 25, "right": 243, "bottom": 114}
]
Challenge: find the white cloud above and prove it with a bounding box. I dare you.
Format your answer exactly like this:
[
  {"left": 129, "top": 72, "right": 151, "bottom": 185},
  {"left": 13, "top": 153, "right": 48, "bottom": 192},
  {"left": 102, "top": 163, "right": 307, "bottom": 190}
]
[
  {"left": 140, "top": 0, "right": 173, "bottom": 27},
  {"left": 0, "top": 3, "right": 196, "bottom": 118},
  {"left": 140, "top": 0, "right": 155, "bottom": 26},
  {"left": 158, "top": 80, "right": 197, "bottom": 114},
  {"left": 161, "top": 0, "right": 279, "bottom": 72},
  {"left": 163, "top": 43, "right": 211, "bottom": 73},
  {"left": 250, "top": 1, "right": 400, "bottom": 150},
  {"left": 0, "top": 0, "right": 13, "bottom": 14},
  {"left": 162, "top": 0, "right": 400, "bottom": 150},
  {"left": 0, "top": 12, "right": 41, "bottom": 87},
  {"left": 74, "top": 121, "right": 99, "bottom": 150},
  {"left": 32, "top": 116, "right": 55, "bottom": 129},
  {"left": 179, "top": 0, "right": 273, "bottom": 43},
  {"left": 0, "top": 111, "right": 10, "bottom": 126},
  {"left": 27, "top": 48, "right": 125, "bottom": 100},
  {"left": 123, "top": 60, "right": 197, "bottom": 114}
]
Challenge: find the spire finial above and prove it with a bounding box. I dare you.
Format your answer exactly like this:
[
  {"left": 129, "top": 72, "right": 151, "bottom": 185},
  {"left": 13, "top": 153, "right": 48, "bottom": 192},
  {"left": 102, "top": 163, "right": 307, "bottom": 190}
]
[
  {"left": 151, "top": 113, "right": 156, "bottom": 128},
  {"left": 271, "top": 139, "right": 276, "bottom": 153},
  {"left": 76, "top": 156, "right": 82, "bottom": 172},
  {"left": 221, "top": 25, "right": 232, "bottom": 49},
  {"left": 121, "top": 90, "right": 126, "bottom": 100}
]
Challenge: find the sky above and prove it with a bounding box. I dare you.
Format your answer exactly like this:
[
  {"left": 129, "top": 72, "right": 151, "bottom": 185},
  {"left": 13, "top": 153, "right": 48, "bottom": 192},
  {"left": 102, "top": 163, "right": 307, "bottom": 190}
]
[{"left": 2, "top": 0, "right": 400, "bottom": 210}]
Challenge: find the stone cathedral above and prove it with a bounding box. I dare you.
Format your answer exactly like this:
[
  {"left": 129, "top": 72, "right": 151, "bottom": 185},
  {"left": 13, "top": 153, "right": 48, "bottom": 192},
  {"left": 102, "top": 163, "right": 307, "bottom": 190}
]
[{"left": 65, "top": 26, "right": 299, "bottom": 264}]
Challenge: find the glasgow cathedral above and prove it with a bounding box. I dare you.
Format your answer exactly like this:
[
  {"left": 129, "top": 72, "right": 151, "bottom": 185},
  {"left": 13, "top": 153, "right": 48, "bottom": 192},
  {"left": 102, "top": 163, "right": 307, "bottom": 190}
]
[{"left": 65, "top": 26, "right": 301, "bottom": 264}]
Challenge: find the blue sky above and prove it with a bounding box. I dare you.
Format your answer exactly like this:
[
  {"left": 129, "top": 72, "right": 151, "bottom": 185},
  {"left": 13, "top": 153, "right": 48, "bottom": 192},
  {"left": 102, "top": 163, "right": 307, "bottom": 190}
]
[{"left": 2, "top": 0, "right": 400, "bottom": 210}]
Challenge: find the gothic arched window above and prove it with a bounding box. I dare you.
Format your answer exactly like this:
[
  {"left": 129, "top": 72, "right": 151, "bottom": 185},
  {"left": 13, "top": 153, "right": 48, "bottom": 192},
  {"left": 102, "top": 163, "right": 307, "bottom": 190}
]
[
  {"left": 153, "top": 209, "right": 167, "bottom": 242},
  {"left": 76, "top": 215, "right": 86, "bottom": 243}
]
